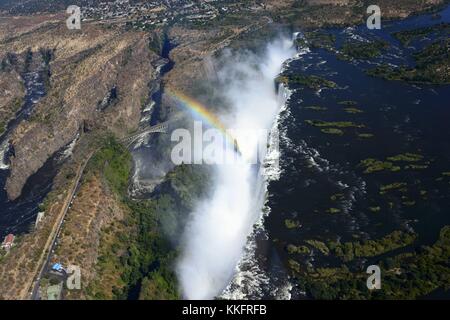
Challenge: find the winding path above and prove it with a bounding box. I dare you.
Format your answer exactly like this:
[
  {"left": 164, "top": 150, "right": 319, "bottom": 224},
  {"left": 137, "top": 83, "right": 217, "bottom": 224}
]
[
  {"left": 25, "top": 119, "right": 172, "bottom": 299},
  {"left": 27, "top": 151, "right": 95, "bottom": 300}
]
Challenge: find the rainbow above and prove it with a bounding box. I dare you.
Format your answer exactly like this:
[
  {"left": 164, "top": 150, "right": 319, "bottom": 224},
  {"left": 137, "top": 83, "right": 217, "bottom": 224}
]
[{"left": 166, "top": 87, "right": 239, "bottom": 152}]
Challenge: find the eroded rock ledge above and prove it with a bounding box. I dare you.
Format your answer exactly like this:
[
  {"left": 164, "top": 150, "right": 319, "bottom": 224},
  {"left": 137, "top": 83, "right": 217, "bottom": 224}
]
[{"left": 1, "top": 20, "right": 160, "bottom": 200}]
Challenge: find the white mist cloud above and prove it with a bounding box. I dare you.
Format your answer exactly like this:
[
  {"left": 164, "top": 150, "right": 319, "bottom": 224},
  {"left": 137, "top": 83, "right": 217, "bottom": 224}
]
[{"left": 176, "top": 36, "right": 296, "bottom": 299}]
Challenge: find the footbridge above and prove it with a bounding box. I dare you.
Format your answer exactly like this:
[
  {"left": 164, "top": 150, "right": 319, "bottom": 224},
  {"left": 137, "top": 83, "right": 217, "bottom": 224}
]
[{"left": 121, "top": 122, "right": 169, "bottom": 148}]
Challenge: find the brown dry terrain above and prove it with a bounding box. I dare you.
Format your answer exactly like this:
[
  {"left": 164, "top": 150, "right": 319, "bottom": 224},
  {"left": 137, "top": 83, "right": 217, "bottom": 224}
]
[
  {"left": 0, "top": 158, "right": 77, "bottom": 299},
  {"left": 166, "top": 0, "right": 447, "bottom": 91},
  {"left": 166, "top": 22, "right": 269, "bottom": 93},
  {"left": 0, "top": 16, "right": 161, "bottom": 200},
  {"left": 270, "top": 0, "right": 446, "bottom": 28},
  {"left": 0, "top": 13, "right": 63, "bottom": 43},
  {"left": 0, "top": 15, "right": 160, "bottom": 299},
  {"left": 0, "top": 70, "right": 24, "bottom": 134},
  {"left": 52, "top": 173, "right": 131, "bottom": 300},
  {"left": 0, "top": 0, "right": 447, "bottom": 299},
  {"left": 1, "top": 0, "right": 445, "bottom": 200}
]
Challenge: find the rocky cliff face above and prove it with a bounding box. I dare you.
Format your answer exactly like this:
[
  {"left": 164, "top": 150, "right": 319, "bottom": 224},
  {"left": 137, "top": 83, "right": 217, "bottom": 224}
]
[
  {"left": 0, "top": 69, "right": 24, "bottom": 135},
  {"left": 0, "top": 17, "right": 160, "bottom": 200},
  {"left": 1, "top": 0, "right": 445, "bottom": 201},
  {"left": 0, "top": 0, "right": 446, "bottom": 300}
]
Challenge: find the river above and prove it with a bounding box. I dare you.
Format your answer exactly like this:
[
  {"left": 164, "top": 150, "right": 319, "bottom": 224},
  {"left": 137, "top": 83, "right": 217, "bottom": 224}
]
[{"left": 223, "top": 4, "right": 450, "bottom": 299}]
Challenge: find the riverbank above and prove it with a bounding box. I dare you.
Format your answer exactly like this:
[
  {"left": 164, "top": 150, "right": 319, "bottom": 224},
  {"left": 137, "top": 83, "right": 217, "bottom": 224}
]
[
  {"left": 1, "top": 0, "right": 449, "bottom": 300},
  {"left": 263, "top": 3, "right": 450, "bottom": 299}
]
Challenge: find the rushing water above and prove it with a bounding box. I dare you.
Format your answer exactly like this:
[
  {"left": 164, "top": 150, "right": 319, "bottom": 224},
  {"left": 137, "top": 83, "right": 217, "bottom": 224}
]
[
  {"left": 220, "top": 38, "right": 314, "bottom": 300},
  {"left": 0, "top": 143, "right": 75, "bottom": 238},
  {"left": 0, "top": 70, "right": 46, "bottom": 169},
  {"left": 175, "top": 36, "right": 296, "bottom": 299},
  {"left": 129, "top": 34, "right": 177, "bottom": 199},
  {"left": 222, "top": 5, "right": 450, "bottom": 299},
  {"left": 220, "top": 83, "right": 294, "bottom": 300},
  {"left": 0, "top": 66, "right": 55, "bottom": 238}
]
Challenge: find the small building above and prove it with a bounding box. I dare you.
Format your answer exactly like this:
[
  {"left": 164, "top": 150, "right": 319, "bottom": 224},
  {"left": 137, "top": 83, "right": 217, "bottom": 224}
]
[
  {"left": 1, "top": 234, "right": 15, "bottom": 251},
  {"left": 52, "top": 263, "right": 65, "bottom": 273},
  {"left": 35, "top": 211, "right": 45, "bottom": 228}
]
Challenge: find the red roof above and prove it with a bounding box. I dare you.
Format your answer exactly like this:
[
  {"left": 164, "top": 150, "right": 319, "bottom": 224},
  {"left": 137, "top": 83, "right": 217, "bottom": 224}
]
[{"left": 4, "top": 234, "right": 14, "bottom": 244}]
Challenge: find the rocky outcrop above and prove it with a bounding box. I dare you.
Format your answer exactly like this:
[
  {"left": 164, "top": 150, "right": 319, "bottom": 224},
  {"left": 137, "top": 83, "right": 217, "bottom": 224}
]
[
  {"left": 0, "top": 68, "right": 24, "bottom": 134},
  {"left": 1, "top": 0, "right": 445, "bottom": 200},
  {"left": 0, "top": 19, "right": 160, "bottom": 200}
]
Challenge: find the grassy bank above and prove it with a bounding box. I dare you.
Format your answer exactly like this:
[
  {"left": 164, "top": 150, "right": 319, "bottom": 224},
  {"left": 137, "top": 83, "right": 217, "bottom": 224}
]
[{"left": 84, "top": 136, "right": 210, "bottom": 299}]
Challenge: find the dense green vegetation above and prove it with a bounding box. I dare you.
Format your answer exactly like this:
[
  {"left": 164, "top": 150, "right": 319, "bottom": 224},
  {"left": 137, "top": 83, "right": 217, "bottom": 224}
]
[
  {"left": 344, "top": 107, "right": 363, "bottom": 114},
  {"left": 305, "top": 119, "right": 366, "bottom": 136},
  {"left": 321, "top": 128, "right": 344, "bottom": 135},
  {"left": 298, "top": 31, "right": 336, "bottom": 50},
  {"left": 305, "top": 120, "right": 364, "bottom": 129},
  {"left": 285, "top": 219, "right": 301, "bottom": 229},
  {"left": 367, "top": 39, "right": 450, "bottom": 84},
  {"left": 329, "top": 231, "right": 416, "bottom": 262},
  {"left": 392, "top": 22, "right": 450, "bottom": 46},
  {"left": 359, "top": 158, "right": 401, "bottom": 174},
  {"left": 287, "top": 244, "right": 310, "bottom": 255},
  {"left": 357, "top": 133, "right": 374, "bottom": 139},
  {"left": 305, "top": 240, "right": 330, "bottom": 256},
  {"left": 0, "top": 96, "right": 23, "bottom": 135},
  {"left": 139, "top": 271, "right": 179, "bottom": 300},
  {"left": 280, "top": 9, "right": 450, "bottom": 300},
  {"left": 84, "top": 136, "right": 211, "bottom": 299},
  {"left": 340, "top": 40, "right": 389, "bottom": 60},
  {"left": 289, "top": 227, "right": 450, "bottom": 299},
  {"left": 276, "top": 74, "right": 337, "bottom": 90},
  {"left": 88, "top": 137, "right": 132, "bottom": 196},
  {"left": 326, "top": 208, "right": 341, "bottom": 214},
  {"left": 304, "top": 105, "right": 327, "bottom": 111},
  {"left": 359, "top": 153, "right": 429, "bottom": 174},
  {"left": 379, "top": 182, "right": 408, "bottom": 195},
  {"left": 387, "top": 153, "right": 423, "bottom": 162},
  {"left": 116, "top": 197, "right": 181, "bottom": 299}
]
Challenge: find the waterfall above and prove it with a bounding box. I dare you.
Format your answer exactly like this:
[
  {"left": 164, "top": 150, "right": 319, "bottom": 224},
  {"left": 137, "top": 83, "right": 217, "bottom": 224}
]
[
  {"left": 176, "top": 35, "right": 297, "bottom": 300},
  {"left": 219, "top": 83, "right": 293, "bottom": 300},
  {"left": 218, "top": 33, "right": 314, "bottom": 300},
  {"left": 0, "top": 140, "right": 10, "bottom": 170}
]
